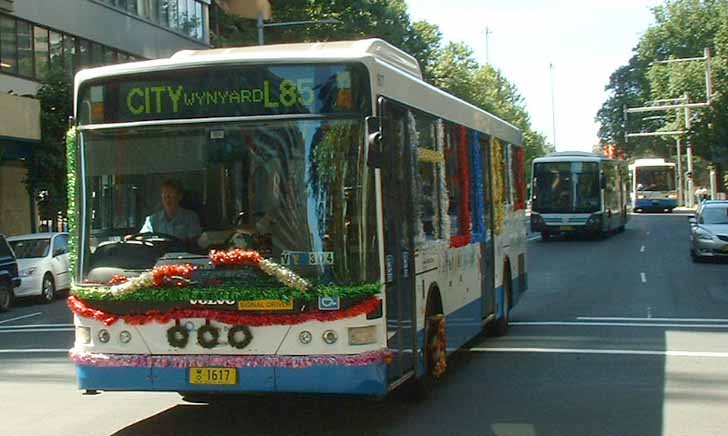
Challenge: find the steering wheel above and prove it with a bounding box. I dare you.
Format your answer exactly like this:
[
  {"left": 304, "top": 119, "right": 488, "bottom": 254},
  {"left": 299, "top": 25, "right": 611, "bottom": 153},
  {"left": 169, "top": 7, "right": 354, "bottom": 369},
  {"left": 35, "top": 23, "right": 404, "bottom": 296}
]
[{"left": 125, "top": 232, "right": 182, "bottom": 243}]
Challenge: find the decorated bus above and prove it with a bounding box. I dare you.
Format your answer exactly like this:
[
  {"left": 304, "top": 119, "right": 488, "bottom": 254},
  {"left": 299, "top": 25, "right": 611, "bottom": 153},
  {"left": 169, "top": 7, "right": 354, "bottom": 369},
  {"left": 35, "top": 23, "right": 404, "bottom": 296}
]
[
  {"left": 530, "top": 151, "right": 629, "bottom": 240},
  {"left": 629, "top": 158, "right": 678, "bottom": 212},
  {"left": 67, "top": 39, "right": 528, "bottom": 398}
]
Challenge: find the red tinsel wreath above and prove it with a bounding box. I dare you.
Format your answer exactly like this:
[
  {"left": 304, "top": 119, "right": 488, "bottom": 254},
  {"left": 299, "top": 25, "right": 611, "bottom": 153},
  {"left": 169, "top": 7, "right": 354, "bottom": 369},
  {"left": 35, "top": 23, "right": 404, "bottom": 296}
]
[
  {"left": 209, "top": 249, "right": 262, "bottom": 267},
  {"left": 152, "top": 264, "right": 197, "bottom": 287},
  {"left": 68, "top": 295, "right": 381, "bottom": 327},
  {"left": 451, "top": 126, "right": 471, "bottom": 249}
]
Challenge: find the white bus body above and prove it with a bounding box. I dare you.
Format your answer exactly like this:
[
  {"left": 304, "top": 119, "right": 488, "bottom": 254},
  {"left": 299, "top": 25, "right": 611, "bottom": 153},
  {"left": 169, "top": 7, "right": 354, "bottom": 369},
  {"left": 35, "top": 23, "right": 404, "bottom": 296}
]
[{"left": 629, "top": 158, "right": 678, "bottom": 212}]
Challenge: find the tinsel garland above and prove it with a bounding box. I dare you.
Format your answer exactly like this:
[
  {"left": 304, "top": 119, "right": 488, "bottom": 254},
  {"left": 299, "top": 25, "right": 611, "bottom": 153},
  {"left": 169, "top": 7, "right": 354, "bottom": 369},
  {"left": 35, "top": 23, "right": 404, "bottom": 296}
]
[
  {"left": 70, "top": 348, "right": 392, "bottom": 369},
  {"left": 68, "top": 295, "right": 381, "bottom": 327},
  {"left": 436, "top": 120, "right": 451, "bottom": 240},
  {"left": 469, "top": 131, "right": 486, "bottom": 243},
  {"left": 211, "top": 249, "right": 312, "bottom": 292},
  {"left": 71, "top": 281, "right": 382, "bottom": 303},
  {"left": 408, "top": 111, "right": 427, "bottom": 247},
  {"left": 507, "top": 144, "right": 515, "bottom": 207},
  {"left": 491, "top": 138, "right": 505, "bottom": 235},
  {"left": 152, "top": 264, "right": 197, "bottom": 287},
  {"left": 451, "top": 125, "right": 471, "bottom": 248},
  {"left": 417, "top": 148, "right": 445, "bottom": 164},
  {"left": 65, "top": 127, "right": 78, "bottom": 280},
  {"left": 513, "top": 147, "right": 526, "bottom": 210}
]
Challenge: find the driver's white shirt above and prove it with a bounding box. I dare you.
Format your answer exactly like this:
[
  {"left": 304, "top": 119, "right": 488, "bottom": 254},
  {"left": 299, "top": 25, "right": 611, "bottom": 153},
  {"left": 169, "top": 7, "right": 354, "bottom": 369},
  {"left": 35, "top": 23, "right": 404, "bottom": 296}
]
[{"left": 140, "top": 207, "right": 201, "bottom": 241}]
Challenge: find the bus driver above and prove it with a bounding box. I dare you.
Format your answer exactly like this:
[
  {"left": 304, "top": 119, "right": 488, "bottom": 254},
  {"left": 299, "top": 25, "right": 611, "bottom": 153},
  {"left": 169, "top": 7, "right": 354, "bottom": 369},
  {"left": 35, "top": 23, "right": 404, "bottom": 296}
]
[{"left": 139, "top": 179, "right": 201, "bottom": 244}]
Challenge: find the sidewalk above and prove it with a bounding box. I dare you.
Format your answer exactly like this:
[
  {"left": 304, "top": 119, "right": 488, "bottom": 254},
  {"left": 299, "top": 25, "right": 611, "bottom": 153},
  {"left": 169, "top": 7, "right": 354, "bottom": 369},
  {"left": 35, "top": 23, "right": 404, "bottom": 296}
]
[{"left": 673, "top": 206, "right": 697, "bottom": 214}]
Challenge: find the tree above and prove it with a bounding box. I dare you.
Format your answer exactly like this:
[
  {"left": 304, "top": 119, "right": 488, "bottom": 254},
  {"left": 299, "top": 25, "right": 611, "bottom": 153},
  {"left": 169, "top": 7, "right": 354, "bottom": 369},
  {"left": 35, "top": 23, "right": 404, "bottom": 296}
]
[
  {"left": 597, "top": 0, "right": 728, "bottom": 188},
  {"left": 25, "top": 64, "right": 72, "bottom": 227}
]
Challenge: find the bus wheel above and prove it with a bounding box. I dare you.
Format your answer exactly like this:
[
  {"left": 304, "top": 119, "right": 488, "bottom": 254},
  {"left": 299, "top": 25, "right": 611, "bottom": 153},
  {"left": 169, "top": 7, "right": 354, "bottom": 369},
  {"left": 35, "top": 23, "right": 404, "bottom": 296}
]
[
  {"left": 494, "top": 271, "right": 511, "bottom": 337},
  {"left": 540, "top": 231, "right": 551, "bottom": 241}
]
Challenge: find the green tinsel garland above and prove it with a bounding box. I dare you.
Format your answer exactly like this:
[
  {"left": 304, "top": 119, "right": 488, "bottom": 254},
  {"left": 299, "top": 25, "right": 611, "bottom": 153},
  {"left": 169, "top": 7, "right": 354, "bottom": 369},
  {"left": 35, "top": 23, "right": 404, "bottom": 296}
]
[
  {"left": 66, "top": 127, "right": 78, "bottom": 279},
  {"left": 71, "top": 282, "right": 382, "bottom": 303}
]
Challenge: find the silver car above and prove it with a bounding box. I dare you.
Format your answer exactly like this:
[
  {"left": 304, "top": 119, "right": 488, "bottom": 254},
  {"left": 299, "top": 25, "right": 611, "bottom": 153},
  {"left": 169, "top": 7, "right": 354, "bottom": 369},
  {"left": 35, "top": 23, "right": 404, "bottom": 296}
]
[{"left": 689, "top": 201, "right": 728, "bottom": 262}]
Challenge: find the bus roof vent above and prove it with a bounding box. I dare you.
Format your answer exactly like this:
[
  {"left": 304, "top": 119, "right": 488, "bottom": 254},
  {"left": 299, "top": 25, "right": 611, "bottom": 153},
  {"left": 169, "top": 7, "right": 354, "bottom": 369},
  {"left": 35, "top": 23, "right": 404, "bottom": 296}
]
[{"left": 170, "top": 39, "right": 423, "bottom": 79}]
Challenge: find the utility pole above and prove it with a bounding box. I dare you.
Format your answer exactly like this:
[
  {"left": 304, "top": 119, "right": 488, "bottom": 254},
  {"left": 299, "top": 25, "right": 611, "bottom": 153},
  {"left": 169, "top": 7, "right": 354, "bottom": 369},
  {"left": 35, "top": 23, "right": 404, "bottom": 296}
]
[
  {"left": 484, "top": 27, "right": 493, "bottom": 64},
  {"left": 684, "top": 92, "right": 695, "bottom": 208},
  {"left": 676, "top": 137, "right": 683, "bottom": 205}
]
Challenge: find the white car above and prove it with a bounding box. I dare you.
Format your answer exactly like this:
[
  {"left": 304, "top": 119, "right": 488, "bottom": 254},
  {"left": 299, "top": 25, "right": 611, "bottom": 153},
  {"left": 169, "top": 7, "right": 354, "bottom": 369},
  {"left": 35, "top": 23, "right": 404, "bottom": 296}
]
[{"left": 7, "top": 232, "right": 70, "bottom": 303}]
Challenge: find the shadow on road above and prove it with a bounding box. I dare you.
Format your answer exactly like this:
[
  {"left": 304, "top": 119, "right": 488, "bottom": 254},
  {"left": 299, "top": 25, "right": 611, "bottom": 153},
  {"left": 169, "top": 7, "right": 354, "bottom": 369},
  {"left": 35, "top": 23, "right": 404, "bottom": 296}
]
[{"left": 113, "top": 347, "right": 667, "bottom": 436}]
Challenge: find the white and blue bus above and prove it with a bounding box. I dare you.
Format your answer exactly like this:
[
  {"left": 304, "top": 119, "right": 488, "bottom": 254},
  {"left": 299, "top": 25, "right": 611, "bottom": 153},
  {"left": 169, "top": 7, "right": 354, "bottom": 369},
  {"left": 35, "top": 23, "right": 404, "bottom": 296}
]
[
  {"left": 530, "top": 151, "right": 629, "bottom": 240},
  {"left": 68, "top": 39, "right": 527, "bottom": 398},
  {"left": 629, "top": 158, "right": 678, "bottom": 212}
]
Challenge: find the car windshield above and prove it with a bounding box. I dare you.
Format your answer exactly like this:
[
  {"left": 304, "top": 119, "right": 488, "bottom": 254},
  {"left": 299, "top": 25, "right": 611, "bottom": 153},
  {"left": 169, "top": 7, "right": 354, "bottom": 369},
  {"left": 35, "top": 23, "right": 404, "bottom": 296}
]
[
  {"left": 532, "top": 161, "right": 600, "bottom": 213},
  {"left": 10, "top": 239, "right": 51, "bottom": 258},
  {"left": 79, "top": 118, "right": 379, "bottom": 285},
  {"left": 701, "top": 207, "right": 728, "bottom": 225}
]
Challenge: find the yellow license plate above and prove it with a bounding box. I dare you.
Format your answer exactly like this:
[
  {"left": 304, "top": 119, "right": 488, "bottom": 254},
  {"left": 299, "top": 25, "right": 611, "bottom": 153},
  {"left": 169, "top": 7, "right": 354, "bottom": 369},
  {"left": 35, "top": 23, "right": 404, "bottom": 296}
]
[
  {"left": 189, "top": 367, "right": 237, "bottom": 385},
  {"left": 722, "top": 245, "right": 728, "bottom": 253},
  {"left": 238, "top": 299, "right": 294, "bottom": 311},
  {"left": 560, "top": 226, "right": 574, "bottom": 231}
]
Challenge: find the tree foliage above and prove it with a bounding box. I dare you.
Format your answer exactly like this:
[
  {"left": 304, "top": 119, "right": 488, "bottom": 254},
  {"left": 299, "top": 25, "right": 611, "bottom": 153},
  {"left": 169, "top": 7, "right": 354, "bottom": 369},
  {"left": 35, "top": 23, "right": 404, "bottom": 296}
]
[
  {"left": 26, "top": 64, "right": 72, "bottom": 222},
  {"left": 597, "top": 0, "right": 728, "bottom": 187},
  {"left": 212, "top": 1, "right": 553, "bottom": 169}
]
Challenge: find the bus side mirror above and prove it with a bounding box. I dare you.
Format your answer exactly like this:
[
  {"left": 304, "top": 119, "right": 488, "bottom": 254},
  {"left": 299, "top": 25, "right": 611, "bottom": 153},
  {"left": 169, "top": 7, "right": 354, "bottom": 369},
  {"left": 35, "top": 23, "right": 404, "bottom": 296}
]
[{"left": 366, "top": 116, "right": 384, "bottom": 168}]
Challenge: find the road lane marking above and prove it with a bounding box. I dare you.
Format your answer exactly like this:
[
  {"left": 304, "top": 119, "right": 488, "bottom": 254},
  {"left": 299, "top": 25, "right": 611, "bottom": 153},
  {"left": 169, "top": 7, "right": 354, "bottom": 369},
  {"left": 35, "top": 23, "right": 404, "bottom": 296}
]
[
  {"left": 0, "top": 312, "right": 42, "bottom": 325},
  {"left": 468, "top": 347, "right": 728, "bottom": 358},
  {"left": 0, "top": 328, "right": 74, "bottom": 333},
  {"left": 0, "top": 349, "right": 68, "bottom": 354},
  {"left": 647, "top": 307, "right": 652, "bottom": 319},
  {"left": 578, "top": 316, "right": 728, "bottom": 322},
  {"left": 511, "top": 321, "right": 728, "bottom": 328},
  {"left": 640, "top": 245, "right": 645, "bottom": 253},
  {"left": 641, "top": 272, "right": 647, "bottom": 283},
  {"left": 0, "top": 323, "right": 74, "bottom": 330}
]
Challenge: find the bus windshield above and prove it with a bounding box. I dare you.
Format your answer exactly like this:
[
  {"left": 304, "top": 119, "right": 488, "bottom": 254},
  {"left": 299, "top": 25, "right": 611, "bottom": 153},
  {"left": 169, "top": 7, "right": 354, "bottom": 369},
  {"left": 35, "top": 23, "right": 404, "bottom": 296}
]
[
  {"left": 533, "top": 161, "right": 601, "bottom": 213},
  {"left": 79, "top": 118, "right": 379, "bottom": 286},
  {"left": 636, "top": 166, "right": 675, "bottom": 191}
]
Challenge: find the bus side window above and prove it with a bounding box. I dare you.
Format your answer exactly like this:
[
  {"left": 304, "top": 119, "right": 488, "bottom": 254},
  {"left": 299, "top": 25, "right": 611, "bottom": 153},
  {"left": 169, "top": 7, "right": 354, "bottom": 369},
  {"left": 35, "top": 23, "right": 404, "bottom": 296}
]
[{"left": 412, "top": 110, "right": 441, "bottom": 245}]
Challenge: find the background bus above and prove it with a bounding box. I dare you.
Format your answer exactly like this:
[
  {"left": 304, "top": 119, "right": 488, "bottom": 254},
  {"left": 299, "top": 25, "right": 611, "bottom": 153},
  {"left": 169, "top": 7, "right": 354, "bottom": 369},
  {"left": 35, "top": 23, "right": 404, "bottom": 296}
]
[
  {"left": 530, "top": 151, "right": 629, "bottom": 240},
  {"left": 68, "top": 39, "right": 527, "bottom": 398},
  {"left": 629, "top": 158, "right": 678, "bottom": 212}
]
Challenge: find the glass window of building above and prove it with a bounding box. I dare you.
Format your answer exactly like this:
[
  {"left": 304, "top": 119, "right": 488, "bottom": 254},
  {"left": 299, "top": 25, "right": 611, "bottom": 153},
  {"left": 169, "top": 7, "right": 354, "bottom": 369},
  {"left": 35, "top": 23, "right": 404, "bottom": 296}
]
[
  {"left": 104, "top": 47, "right": 118, "bottom": 64},
  {"left": 79, "top": 39, "right": 91, "bottom": 68},
  {"left": 0, "top": 15, "right": 18, "bottom": 73},
  {"left": 91, "top": 43, "right": 104, "bottom": 67},
  {"left": 63, "top": 34, "right": 77, "bottom": 74},
  {"left": 17, "top": 20, "right": 34, "bottom": 77},
  {"left": 49, "top": 30, "right": 63, "bottom": 69},
  {"left": 34, "top": 26, "right": 49, "bottom": 79}
]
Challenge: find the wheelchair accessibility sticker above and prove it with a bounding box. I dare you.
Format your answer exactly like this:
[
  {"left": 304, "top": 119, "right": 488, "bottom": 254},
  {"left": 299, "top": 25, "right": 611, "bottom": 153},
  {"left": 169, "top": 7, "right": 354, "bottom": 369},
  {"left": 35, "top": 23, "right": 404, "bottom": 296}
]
[{"left": 318, "top": 296, "right": 341, "bottom": 311}]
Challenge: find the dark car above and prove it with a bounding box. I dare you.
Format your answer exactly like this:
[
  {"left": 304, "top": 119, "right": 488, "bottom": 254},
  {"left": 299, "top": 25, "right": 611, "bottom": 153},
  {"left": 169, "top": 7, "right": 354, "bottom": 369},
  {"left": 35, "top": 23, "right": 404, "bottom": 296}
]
[{"left": 0, "top": 234, "right": 21, "bottom": 311}]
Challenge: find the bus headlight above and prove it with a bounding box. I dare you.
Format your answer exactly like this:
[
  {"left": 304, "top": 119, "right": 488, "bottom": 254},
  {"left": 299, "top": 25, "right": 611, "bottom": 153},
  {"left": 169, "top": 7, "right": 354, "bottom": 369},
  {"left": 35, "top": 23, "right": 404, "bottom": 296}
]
[
  {"left": 348, "top": 326, "right": 377, "bottom": 345},
  {"left": 97, "top": 329, "right": 111, "bottom": 344},
  {"left": 76, "top": 326, "right": 91, "bottom": 344},
  {"left": 668, "top": 194, "right": 678, "bottom": 199},
  {"left": 119, "top": 330, "right": 132, "bottom": 344},
  {"left": 322, "top": 330, "right": 338, "bottom": 344},
  {"left": 637, "top": 194, "right": 646, "bottom": 199},
  {"left": 299, "top": 330, "right": 313, "bottom": 344}
]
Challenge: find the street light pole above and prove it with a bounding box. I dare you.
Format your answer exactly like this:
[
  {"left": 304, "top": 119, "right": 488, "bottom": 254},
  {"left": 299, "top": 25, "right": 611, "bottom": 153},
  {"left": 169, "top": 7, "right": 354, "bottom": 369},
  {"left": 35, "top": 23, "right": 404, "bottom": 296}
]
[
  {"left": 684, "top": 92, "right": 694, "bottom": 208},
  {"left": 484, "top": 27, "right": 493, "bottom": 64}
]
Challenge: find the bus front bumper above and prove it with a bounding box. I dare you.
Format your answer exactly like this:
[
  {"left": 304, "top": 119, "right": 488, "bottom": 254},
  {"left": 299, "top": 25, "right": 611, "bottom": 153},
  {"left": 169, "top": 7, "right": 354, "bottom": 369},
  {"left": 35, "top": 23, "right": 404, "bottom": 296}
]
[
  {"left": 635, "top": 198, "right": 678, "bottom": 210},
  {"left": 531, "top": 213, "right": 601, "bottom": 233},
  {"left": 74, "top": 353, "right": 389, "bottom": 396}
]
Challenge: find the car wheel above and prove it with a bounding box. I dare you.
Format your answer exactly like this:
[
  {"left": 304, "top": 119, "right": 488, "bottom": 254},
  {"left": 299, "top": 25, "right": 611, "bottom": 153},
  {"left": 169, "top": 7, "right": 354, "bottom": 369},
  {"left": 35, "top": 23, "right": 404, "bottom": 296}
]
[
  {"left": 40, "top": 274, "right": 55, "bottom": 303},
  {"left": 0, "top": 284, "right": 12, "bottom": 312}
]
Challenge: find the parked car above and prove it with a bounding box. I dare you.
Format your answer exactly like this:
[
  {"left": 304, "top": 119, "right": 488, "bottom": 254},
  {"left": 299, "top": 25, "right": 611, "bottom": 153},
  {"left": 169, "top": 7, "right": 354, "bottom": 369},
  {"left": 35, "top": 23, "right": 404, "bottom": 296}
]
[
  {"left": 0, "top": 234, "right": 21, "bottom": 311},
  {"left": 689, "top": 200, "right": 728, "bottom": 262},
  {"left": 7, "top": 232, "right": 70, "bottom": 303}
]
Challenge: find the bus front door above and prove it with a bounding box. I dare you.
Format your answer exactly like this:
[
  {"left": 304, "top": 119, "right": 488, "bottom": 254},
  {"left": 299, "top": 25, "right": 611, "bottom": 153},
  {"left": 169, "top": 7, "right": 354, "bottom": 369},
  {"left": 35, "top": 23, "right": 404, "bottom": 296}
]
[{"left": 380, "top": 98, "right": 417, "bottom": 383}]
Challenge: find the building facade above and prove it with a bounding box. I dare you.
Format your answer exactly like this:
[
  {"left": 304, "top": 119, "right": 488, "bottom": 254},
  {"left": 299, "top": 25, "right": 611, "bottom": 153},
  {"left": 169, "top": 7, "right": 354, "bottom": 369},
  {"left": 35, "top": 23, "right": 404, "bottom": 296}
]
[{"left": 0, "top": 0, "right": 211, "bottom": 235}]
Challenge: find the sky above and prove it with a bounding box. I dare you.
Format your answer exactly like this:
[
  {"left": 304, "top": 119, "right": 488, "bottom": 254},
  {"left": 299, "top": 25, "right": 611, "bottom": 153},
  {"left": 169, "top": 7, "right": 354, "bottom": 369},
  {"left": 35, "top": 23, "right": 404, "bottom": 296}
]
[{"left": 405, "top": 0, "right": 664, "bottom": 152}]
